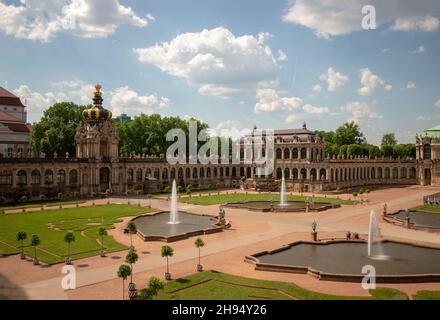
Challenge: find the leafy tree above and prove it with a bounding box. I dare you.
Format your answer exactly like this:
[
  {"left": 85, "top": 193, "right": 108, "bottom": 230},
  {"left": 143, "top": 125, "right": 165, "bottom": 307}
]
[
  {"left": 126, "top": 221, "right": 137, "bottom": 249},
  {"left": 194, "top": 238, "right": 205, "bottom": 267},
  {"left": 64, "top": 232, "right": 76, "bottom": 263},
  {"left": 30, "top": 234, "right": 40, "bottom": 264},
  {"left": 98, "top": 227, "right": 107, "bottom": 253},
  {"left": 382, "top": 145, "right": 394, "bottom": 158},
  {"left": 365, "top": 144, "right": 382, "bottom": 158},
  {"left": 334, "top": 122, "right": 365, "bottom": 146},
  {"left": 161, "top": 245, "right": 174, "bottom": 275},
  {"left": 338, "top": 145, "right": 348, "bottom": 156},
  {"left": 125, "top": 249, "right": 139, "bottom": 284},
  {"left": 138, "top": 277, "right": 165, "bottom": 300},
  {"left": 394, "top": 144, "right": 416, "bottom": 159},
  {"left": 30, "top": 102, "right": 88, "bottom": 157},
  {"left": 16, "top": 231, "right": 27, "bottom": 259},
  {"left": 117, "top": 264, "right": 132, "bottom": 300},
  {"left": 347, "top": 144, "right": 363, "bottom": 157},
  {"left": 381, "top": 133, "right": 398, "bottom": 147}
]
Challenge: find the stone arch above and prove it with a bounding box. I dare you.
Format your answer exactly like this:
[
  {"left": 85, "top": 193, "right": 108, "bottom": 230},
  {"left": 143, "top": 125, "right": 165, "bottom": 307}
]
[
  {"left": 301, "top": 148, "right": 307, "bottom": 159},
  {"left": 292, "top": 168, "right": 299, "bottom": 179},
  {"left": 378, "top": 167, "right": 383, "bottom": 179},
  {"left": 300, "top": 168, "right": 307, "bottom": 180},
  {"left": 292, "top": 148, "right": 298, "bottom": 159},
  {"left": 276, "top": 168, "right": 282, "bottom": 179},
  {"left": 31, "top": 169, "right": 41, "bottom": 185},
  {"left": 410, "top": 167, "right": 416, "bottom": 179},
  {"left": 232, "top": 167, "right": 237, "bottom": 177},
  {"left": 310, "top": 168, "right": 317, "bottom": 180},
  {"left": 44, "top": 169, "right": 54, "bottom": 185},
  {"left": 371, "top": 167, "right": 376, "bottom": 179},
  {"left": 17, "top": 169, "right": 27, "bottom": 185},
  {"left": 162, "top": 168, "right": 168, "bottom": 180},
  {"left": 186, "top": 167, "right": 191, "bottom": 179},
  {"left": 320, "top": 168, "right": 326, "bottom": 180},
  {"left": 57, "top": 169, "right": 66, "bottom": 184},
  {"left": 276, "top": 148, "right": 282, "bottom": 159},
  {"left": 69, "top": 170, "right": 78, "bottom": 184},
  {"left": 392, "top": 167, "right": 399, "bottom": 179},
  {"left": 192, "top": 168, "right": 198, "bottom": 179},
  {"left": 284, "top": 148, "right": 290, "bottom": 159},
  {"left": 128, "top": 168, "right": 134, "bottom": 182},
  {"left": 384, "top": 167, "right": 390, "bottom": 179},
  {"left": 246, "top": 167, "right": 252, "bottom": 178},
  {"left": 136, "top": 168, "right": 143, "bottom": 181},
  {"left": 284, "top": 168, "right": 290, "bottom": 179},
  {"left": 400, "top": 167, "right": 407, "bottom": 179}
]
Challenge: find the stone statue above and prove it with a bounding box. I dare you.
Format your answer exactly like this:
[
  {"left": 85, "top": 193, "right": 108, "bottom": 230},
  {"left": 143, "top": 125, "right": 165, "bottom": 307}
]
[{"left": 219, "top": 205, "right": 226, "bottom": 220}]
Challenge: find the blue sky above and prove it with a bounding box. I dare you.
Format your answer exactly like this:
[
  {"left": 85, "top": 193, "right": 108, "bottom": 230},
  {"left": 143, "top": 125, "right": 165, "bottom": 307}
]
[{"left": 1, "top": 0, "right": 440, "bottom": 144}]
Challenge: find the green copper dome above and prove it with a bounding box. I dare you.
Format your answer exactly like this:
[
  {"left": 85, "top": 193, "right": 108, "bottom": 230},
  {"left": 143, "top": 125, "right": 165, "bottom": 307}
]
[{"left": 424, "top": 125, "right": 440, "bottom": 139}]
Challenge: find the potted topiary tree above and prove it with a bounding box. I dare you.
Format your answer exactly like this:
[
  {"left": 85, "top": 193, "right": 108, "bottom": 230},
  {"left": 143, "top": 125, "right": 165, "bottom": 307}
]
[
  {"left": 64, "top": 232, "right": 75, "bottom": 265},
  {"left": 117, "top": 264, "right": 131, "bottom": 300},
  {"left": 194, "top": 238, "right": 205, "bottom": 272},
  {"left": 138, "top": 276, "right": 165, "bottom": 300},
  {"left": 126, "top": 221, "right": 137, "bottom": 250},
  {"left": 125, "top": 249, "right": 139, "bottom": 299},
  {"left": 30, "top": 234, "right": 40, "bottom": 265},
  {"left": 161, "top": 245, "right": 174, "bottom": 280},
  {"left": 98, "top": 227, "right": 107, "bottom": 257},
  {"left": 16, "top": 231, "right": 27, "bottom": 260}
]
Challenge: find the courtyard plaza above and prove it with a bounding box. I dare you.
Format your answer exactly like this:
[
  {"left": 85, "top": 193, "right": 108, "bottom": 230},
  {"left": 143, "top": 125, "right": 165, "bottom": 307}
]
[{"left": 0, "top": 185, "right": 439, "bottom": 300}]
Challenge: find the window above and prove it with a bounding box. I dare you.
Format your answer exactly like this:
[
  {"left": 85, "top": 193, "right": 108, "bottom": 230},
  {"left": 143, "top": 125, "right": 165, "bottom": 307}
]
[
  {"left": 44, "top": 169, "right": 54, "bottom": 185},
  {"left": 57, "top": 170, "right": 66, "bottom": 184},
  {"left": 69, "top": 170, "right": 78, "bottom": 184},
  {"left": 128, "top": 169, "right": 134, "bottom": 182},
  {"left": 301, "top": 148, "right": 307, "bottom": 159},
  {"left": 276, "top": 148, "right": 282, "bottom": 159},
  {"left": 423, "top": 144, "right": 431, "bottom": 160},
  {"left": 292, "top": 148, "right": 298, "bottom": 159},
  {"left": 17, "top": 170, "right": 27, "bottom": 185},
  {"left": 284, "top": 148, "right": 290, "bottom": 159},
  {"left": 31, "top": 170, "right": 41, "bottom": 185}
]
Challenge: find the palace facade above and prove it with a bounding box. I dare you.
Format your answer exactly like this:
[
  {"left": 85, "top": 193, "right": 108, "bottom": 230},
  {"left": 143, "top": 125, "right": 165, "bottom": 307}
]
[{"left": 0, "top": 85, "right": 437, "bottom": 200}]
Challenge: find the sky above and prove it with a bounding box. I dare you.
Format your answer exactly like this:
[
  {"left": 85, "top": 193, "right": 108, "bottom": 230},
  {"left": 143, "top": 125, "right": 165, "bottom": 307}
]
[{"left": 1, "top": 0, "right": 440, "bottom": 145}]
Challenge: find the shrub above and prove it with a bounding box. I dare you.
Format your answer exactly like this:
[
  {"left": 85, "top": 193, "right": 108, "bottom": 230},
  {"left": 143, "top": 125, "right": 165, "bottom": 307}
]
[
  {"left": 19, "top": 195, "right": 28, "bottom": 203},
  {"left": 39, "top": 194, "right": 47, "bottom": 201},
  {"left": 186, "top": 184, "right": 193, "bottom": 193},
  {"left": 90, "top": 192, "right": 97, "bottom": 198},
  {"left": 177, "top": 186, "right": 184, "bottom": 193},
  {"left": 207, "top": 184, "right": 215, "bottom": 190},
  {"left": 0, "top": 196, "right": 6, "bottom": 204},
  {"left": 57, "top": 192, "right": 63, "bottom": 200},
  {"left": 352, "top": 192, "right": 358, "bottom": 197},
  {"left": 163, "top": 186, "right": 172, "bottom": 193},
  {"left": 73, "top": 192, "right": 80, "bottom": 199},
  {"left": 105, "top": 188, "right": 112, "bottom": 195}
]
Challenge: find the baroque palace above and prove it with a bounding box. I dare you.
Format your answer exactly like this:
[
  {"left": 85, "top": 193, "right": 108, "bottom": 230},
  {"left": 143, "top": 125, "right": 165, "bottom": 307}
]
[{"left": 0, "top": 85, "right": 438, "bottom": 200}]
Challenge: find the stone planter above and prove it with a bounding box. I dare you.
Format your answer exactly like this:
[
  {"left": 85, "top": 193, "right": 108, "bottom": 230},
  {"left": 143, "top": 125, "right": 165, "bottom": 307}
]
[
  {"left": 65, "top": 258, "right": 72, "bottom": 265},
  {"left": 100, "top": 250, "right": 106, "bottom": 257},
  {"left": 20, "top": 252, "right": 26, "bottom": 260},
  {"left": 311, "top": 231, "right": 318, "bottom": 242},
  {"left": 33, "top": 258, "right": 39, "bottom": 265},
  {"left": 128, "top": 283, "right": 137, "bottom": 300},
  {"left": 197, "top": 264, "right": 203, "bottom": 272},
  {"left": 165, "top": 272, "right": 172, "bottom": 280}
]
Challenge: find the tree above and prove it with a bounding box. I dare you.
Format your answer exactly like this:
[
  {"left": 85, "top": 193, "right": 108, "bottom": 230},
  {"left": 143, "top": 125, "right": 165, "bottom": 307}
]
[
  {"left": 382, "top": 145, "right": 394, "bottom": 158},
  {"left": 161, "top": 245, "right": 174, "bottom": 278},
  {"left": 394, "top": 144, "right": 416, "bottom": 159},
  {"left": 98, "top": 227, "right": 107, "bottom": 256},
  {"left": 125, "top": 249, "right": 139, "bottom": 285},
  {"left": 16, "top": 231, "right": 27, "bottom": 259},
  {"left": 64, "top": 232, "right": 75, "bottom": 264},
  {"left": 126, "top": 221, "right": 137, "bottom": 249},
  {"left": 194, "top": 238, "right": 205, "bottom": 270},
  {"left": 334, "top": 122, "right": 365, "bottom": 146},
  {"left": 117, "top": 264, "right": 132, "bottom": 300},
  {"left": 381, "top": 133, "right": 397, "bottom": 147},
  {"left": 138, "top": 277, "right": 165, "bottom": 300},
  {"left": 30, "top": 102, "right": 88, "bottom": 157},
  {"left": 30, "top": 234, "right": 40, "bottom": 265},
  {"left": 347, "top": 144, "right": 363, "bottom": 157}
]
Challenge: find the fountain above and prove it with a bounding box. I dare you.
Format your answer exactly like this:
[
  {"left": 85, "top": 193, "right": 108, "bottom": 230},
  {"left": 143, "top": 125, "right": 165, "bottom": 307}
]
[
  {"left": 168, "top": 180, "right": 180, "bottom": 225},
  {"left": 368, "top": 210, "right": 387, "bottom": 260},
  {"left": 280, "top": 175, "right": 287, "bottom": 206}
]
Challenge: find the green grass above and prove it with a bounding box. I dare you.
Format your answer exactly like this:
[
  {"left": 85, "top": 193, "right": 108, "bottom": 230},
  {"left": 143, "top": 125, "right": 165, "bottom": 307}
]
[
  {"left": 412, "top": 205, "right": 440, "bottom": 213},
  {"left": 0, "top": 204, "right": 152, "bottom": 264},
  {"left": 154, "top": 271, "right": 407, "bottom": 300},
  {"left": 413, "top": 291, "right": 440, "bottom": 300},
  {"left": 179, "top": 193, "right": 357, "bottom": 206},
  {"left": 0, "top": 200, "right": 84, "bottom": 212}
]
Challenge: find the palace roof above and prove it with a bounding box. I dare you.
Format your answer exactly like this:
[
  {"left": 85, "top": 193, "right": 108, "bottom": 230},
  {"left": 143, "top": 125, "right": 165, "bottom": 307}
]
[
  {"left": 424, "top": 125, "right": 440, "bottom": 138},
  {"left": 0, "top": 86, "right": 25, "bottom": 107}
]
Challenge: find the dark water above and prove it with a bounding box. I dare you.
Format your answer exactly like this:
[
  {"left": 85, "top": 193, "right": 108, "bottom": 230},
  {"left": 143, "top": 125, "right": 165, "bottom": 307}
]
[
  {"left": 394, "top": 211, "right": 440, "bottom": 228},
  {"left": 256, "top": 242, "right": 440, "bottom": 275},
  {"left": 133, "top": 212, "right": 217, "bottom": 237},
  {"left": 228, "top": 201, "right": 329, "bottom": 211}
]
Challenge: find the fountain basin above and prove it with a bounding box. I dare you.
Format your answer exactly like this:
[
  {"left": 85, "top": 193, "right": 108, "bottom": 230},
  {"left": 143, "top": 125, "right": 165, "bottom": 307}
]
[
  {"left": 132, "top": 211, "right": 223, "bottom": 242},
  {"left": 246, "top": 240, "right": 440, "bottom": 283},
  {"left": 385, "top": 210, "right": 440, "bottom": 232},
  {"left": 225, "top": 201, "right": 339, "bottom": 212}
]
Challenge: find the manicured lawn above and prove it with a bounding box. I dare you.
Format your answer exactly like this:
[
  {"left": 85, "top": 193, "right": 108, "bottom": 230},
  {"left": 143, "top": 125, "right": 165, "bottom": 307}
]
[
  {"left": 0, "top": 200, "right": 84, "bottom": 212},
  {"left": 0, "top": 204, "right": 152, "bottom": 264},
  {"left": 179, "top": 193, "right": 357, "bottom": 206},
  {"left": 154, "top": 271, "right": 407, "bottom": 300},
  {"left": 413, "top": 290, "right": 440, "bottom": 300},
  {"left": 412, "top": 205, "right": 440, "bottom": 213}
]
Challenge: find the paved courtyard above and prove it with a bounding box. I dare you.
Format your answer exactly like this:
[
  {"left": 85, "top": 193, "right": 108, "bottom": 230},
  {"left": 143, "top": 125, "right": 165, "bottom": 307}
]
[{"left": 1, "top": 185, "right": 440, "bottom": 300}]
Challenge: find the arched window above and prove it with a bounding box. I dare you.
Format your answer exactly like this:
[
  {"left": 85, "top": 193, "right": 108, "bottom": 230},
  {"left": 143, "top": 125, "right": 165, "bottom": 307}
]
[
  {"left": 310, "top": 168, "right": 317, "bottom": 180},
  {"left": 246, "top": 167, "right": 252, "bottom": 178},
  {"left": 162, "top": 168, "right": 168, "bottom": 180},
  {"left": 276, "top": 168, "right": 282, "bottom": 179},
  {"left": 44, "top": 169, "right": 53, "bottom": 185},
  {"left": 300, "top": 168, "right": 307, "bottom": 180},
  {"left": 207, "top": 168, "right": 211, "bottom": 178},
  {"left": 69, "top": 170, "right": 78, "bottom": 184},
  {"left": 213, "top": 167, "right": 218, "bottom": 177},
  {"left": 385, "top": 168, "right": 390, "bottom": 179},
  {"left": 192, "top": 168, "right": 198, "bottom": 179},
  {"left": 284, "top": 148, "right": 290, "bottom": 159},
  {"left": 240, "top": 167, "right": 245, "bottom": 177},
  {"left": 226, "top": 167, "right": 230, "bottom": 177},
  {"left": 232, "top": 167, "right": 237, "bottom": 177},
  {"left": 31, "top": 169, "right": 41, "bottom": 185},
  {"left": 57, "top": 169, "right": 66, "bottom": 184},
  {"left": 400, "top": 168, "right": 407, "bottom": 179},
  {"left": 220, "top": 167, "right": 224, "bottom": 177},
  {"left": 276, "top": 148, "right": 282, "bottom": 159},
  {"left": 371, "top": 168, "right": 376, "bottom": 179},
  {"left": 301, "top": 148, "right": 307, "bottom": 159},
  {"left": 199, "top": 167, "right": 204, "bottom": 178},
  {"left": 17, "top": 170, "right": 27, "bottom": 185},
  {"left": 292, "top": 148, "right": 298, "bottom": 159},
  {"left": 320, "top": 169, "right": 326, "bottom": 180},
  {"left": 186, "top": 168, "right": 191, "bottom": 179},
  {"left": 128, "top": 169, "right": 134, "bottom": 182},
  {"left": 392, "top": 167, "right": 399, "bottom": 179},
  {"left": 423, "top": 144, "right": 431, "bottom": 160},
  {"left": 378, "top": 167, "right": 383, "bottom": 179},
  {"left": 292, "top": 168, "right": 299, "bottom": 179},
  {"left": 284, "top": 168, "right": 290, "bottom": 179},
  {"left": 410, "top": 167, "right": 416, "bottom": 179},
  {"left": 136, "top": 169, "right": 143, "bottom": 181}
]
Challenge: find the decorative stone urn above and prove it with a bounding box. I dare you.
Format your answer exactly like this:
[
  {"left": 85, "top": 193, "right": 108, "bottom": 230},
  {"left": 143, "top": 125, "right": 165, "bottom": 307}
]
[
  {"left": 165, "top": 272, "right": 172, "bottom": 280},
  {"left": 197, "top": 264, "right": 203, "bottom": 272},
  {"left": 128, "top": 282, "right": 137, "bottom": 300}
]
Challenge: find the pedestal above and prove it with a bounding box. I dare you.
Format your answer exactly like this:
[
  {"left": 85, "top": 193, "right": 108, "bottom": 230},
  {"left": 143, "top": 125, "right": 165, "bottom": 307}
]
[{"left": 311, "top": 232, "right": 317, "bottom": 242}]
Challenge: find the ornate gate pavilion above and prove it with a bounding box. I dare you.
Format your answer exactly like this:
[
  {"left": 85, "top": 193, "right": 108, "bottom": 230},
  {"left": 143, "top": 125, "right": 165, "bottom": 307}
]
[{"left": 0, "top": 84, "right": 436, "bottom": 200}]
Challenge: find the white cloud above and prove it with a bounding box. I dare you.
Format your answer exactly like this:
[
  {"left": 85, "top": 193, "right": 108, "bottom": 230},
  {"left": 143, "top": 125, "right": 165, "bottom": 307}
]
[
  {"left": 341, "top": 101, "right": 382, "bottom": 123},
  {"left": 110, "top": 86, "right": 170, "bottom": 117},
  {"left": 0, "top": 0, "right": 152, "bottom": 42},
  {"left": 382, "top": 48, "right": 391, "bottom": 53},
  {"left": 319, "top": 67, "right": 348, "bottom": 92},
  {"left": 302, "top": 104, "right": 329, "bottom": 114},
  {"left": 435, "top": 99, "right": 440, "bottom": 108},
  {"left": 391, "top": 15, "right": 439, "bottom": 32},
  {"left": 277, "top": 49, "right": 288, "bottom": 62},
  {"left": 134, "top": 27, "right": 280, "bottom": 98},
  {"left": 409, "top": 46, "right": 426, "bottom": 54},
  {"left": 357, "top": 68, "right": 392, "bottom": 96},
  {"left": 254, "top": 89, "right": 302, "bottom": 113},
  {"left": 282, "top": 0, "right": 440, "bottom": 39},
  {"left": 311, "top": 84, "right": 322, "bottom": 92},
  {"left": 285, "top": 114, "right": 297, "bottom": 124},
  {"left": 406, "top": 81, "right": 416, "bottom": 89}
]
